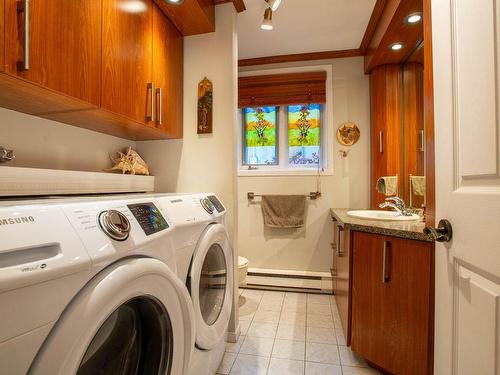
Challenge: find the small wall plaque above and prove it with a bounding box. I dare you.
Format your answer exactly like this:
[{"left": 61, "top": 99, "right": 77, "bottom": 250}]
[
  {"left": 336, "top": 122, "right": 360, "bottom": 146},
  {"left": 197, "top": 77, "right": 213, "bottom": 134}
]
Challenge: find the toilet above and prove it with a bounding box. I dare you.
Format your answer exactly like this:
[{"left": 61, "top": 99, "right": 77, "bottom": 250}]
[{"left": 238, "top": 256, "right": 249, "bottom": 286}]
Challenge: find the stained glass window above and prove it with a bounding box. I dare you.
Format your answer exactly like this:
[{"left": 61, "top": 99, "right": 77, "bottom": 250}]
[
  {"left": 243, "top": 106, "right": 278, "bottom": 165},
  {"left": 287, "top": 104, "right": 321, "bottom": 166}
]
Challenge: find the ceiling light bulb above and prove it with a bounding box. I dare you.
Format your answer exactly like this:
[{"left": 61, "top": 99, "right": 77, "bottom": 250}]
[
  {"left": 261, "top": 8, "right": 273, "bottom": 31},
  {"left": 406, "top": 13, "right": 422, "bottom": 24},
  {"left": 390, "top": 42, "right": 404, "bottom": 51},
  {"left": 164, "top": 0, "right": 184, "bottom": 5},
  {"left": 266, "top": 0, "right": 281, "bottom": 11}
]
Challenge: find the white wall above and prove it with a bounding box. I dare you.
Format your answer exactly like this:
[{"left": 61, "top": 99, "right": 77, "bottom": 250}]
[
  {"left": 0, "top": 107, "right": 134, "bottom": 171},
  {"left": 238, "top": 57, "right": 370, "bottom": 273}
]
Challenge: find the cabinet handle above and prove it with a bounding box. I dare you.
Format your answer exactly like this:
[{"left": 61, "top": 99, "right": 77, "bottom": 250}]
[
  {"left": 337, "top": 226, "right": 344, "bottom": 257},
  {"left": 419, "top": 129, "right": 425, "bottom": 152},
  {"left": 378, "top": 131, "right": 383, "bottom": 153},
  {"left": 17, "top": 0, "right": 30, "bottom": 70},
  {"left": 156, "top": 87, "right": 163, "bottom": 126},
  {"left": 147, "top": 83, "right": 155, "bottom": 122},
  {"left": 382, "top": 240, "right": 391, "bottom": 283}
]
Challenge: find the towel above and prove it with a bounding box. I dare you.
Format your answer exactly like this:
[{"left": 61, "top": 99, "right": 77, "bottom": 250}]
[
  {"left": 410, "top": 175, "right": 426, "bottom": 196},
  {"left": 376, "top": 176, "right": 398, "bottom": 196},
  {"left": 261, "top": 195, "right": 306, "bottom": 228}
]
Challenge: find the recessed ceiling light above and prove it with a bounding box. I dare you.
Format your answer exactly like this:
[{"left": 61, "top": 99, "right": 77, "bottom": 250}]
[
  {"left": 266, "top": 0, "right": 281, "bottom": 11},
  {"left": 261, "top": 8, "right": 273, "bottom": 31},
  {"left": 164, "top": 0, "right": 184, "bottom": 5},
  {"left": 406, "top": 12, "right": 422, "bottom": 24},
  {"left": 389, "top": 42, "right": 404, "bottom": 51}
]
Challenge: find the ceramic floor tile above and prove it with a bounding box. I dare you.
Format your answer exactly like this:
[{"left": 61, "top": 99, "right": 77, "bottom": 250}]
[
  {"left": 285, "top": 292, "right": 307, "bottom": 302},
  {"left": 226, "top": 335, "right": 246, "bottom": 353},
  {"left": 239, "top": 309, "right": 256, "bottom": 322},
  {"left": 282, "top": 301, "right": 307, "bottom": 314},
  {"left": 276, "top": 323, "right": 306, "bottom": 341},
  {"left": 304, "top": 362, "right": 342, "bottom": 375},
  {"left": 242, "top": 289, "right": 265, "bottom": 298},
  {"left": 334, "top": 329, "right": 346, "bottom": 346},
  {"left": 240, "top": 336, "right": 275, "bottom": 357},
  {"left": 230, "top": 354, "right": 270, "bottom": 375},
  {"left": 306, "top": 303, "right": 332, "bottom": 316},
  {"left": 279, "top": 311, "right": 306, "bottom": 326},
  {"left": 307, "top": 294, "right": 331, "bottom": 305},
  {"left": 267, "top": 358, "right": 305, "bottom": 375},
  {"left": 305, "top": 342, "right": 340, "bottom": 365},
  {"left": 247, "top": 321, "right": 278, "bottom": 338},
  {"left": 263, "top": 290, "right": 286, "bottom": 299},
  {"left": 341, "top": 365, "right": 383, "bottom": 375},
  {"left": 306, "top": 314, "right": 335, "bottom": 329},
  {"left": 217, "top": 352, "right": 237, "bottom": 374},
  {"left": 332, "top": 314, "right": 342, "bottom": 329},
  {"left": 253, "top": 309, "right": 281, "bottom": 324},
  {"left": 258, "top": 299, "right": 284, "bottom": 312},
  {"left": 239, "top": 320, "right": 251, "bottom": 335},
  {"left": 338, "top": 346, "right": 368, "bottom": 367},
  {"left": 271, "top": 339, "right": 306, "bottom": 360},
  {"left": 306, "top": 327, "right": 337, "bottom": 345}
]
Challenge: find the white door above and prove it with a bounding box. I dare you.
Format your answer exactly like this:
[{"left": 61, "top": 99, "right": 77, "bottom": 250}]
[
  {"left": 189, "top": 223, "right": 233, "bottom": 350},
  {"left": 432, "top": 1, "right": 500, "bottom": 374}
]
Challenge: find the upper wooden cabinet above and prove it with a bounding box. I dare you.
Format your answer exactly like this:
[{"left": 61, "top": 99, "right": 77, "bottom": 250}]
[
  {"left": 102, "top": 0, "right": 154, "bottom": 125},
  {"left": 351, "top": 231, "right": 433, "bottom": 375},
  {"left": 0, "top": 0, "right": 184, "bottom": 140},
  {"left": 152, "top": 0, "right": 215, "bottom": 36},
  {"left": 153, "top": 5, "right": 183, "bottom": 138},
  {"left": 370, "top": 65, "right": 403, "bottom": 208},
  {"left": 4, "top": 0, "right": 102, "bottom": 106}
]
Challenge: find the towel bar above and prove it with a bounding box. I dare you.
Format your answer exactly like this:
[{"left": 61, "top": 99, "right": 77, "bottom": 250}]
[{"left": 247, "top": 192, "right": 320, "bottom": 201}]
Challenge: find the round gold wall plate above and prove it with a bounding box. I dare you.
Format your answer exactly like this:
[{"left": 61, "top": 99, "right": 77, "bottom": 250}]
[{"left": 336, "top": 122, "right": 360, "bottom": 146}]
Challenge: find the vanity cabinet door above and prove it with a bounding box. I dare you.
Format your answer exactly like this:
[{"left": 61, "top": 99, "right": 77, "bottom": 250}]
[
  {"left": 152, "top": 4, "right": 183, "bottom": 138},
  {"left": 102, "top": 0, "right": 154, "bottom": 125},
  {"left": 4, "top": 0, "right": 102, "bottom": 105},
  {"left": 351, "top": 231, "right": 433, "bottom": 375}
]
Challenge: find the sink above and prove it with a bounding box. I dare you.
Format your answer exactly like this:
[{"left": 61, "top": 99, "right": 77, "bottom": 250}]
[{"left": 347, "top": 210, "right": 420, "bottom": 221}]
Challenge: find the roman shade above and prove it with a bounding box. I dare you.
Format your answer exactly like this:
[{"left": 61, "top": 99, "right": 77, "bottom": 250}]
[{"left": 238, "top": 71, "right": 327, "bottom": 108}]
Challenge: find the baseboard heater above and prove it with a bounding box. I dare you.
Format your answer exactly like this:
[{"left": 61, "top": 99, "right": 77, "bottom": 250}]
[{"left": 242, "top": 268, "right": 333, "bottom": 294}]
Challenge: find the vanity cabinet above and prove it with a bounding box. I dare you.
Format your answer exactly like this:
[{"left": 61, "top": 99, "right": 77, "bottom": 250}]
[
  {"left": 4, "top": 0, "right": 102, "bottom": 106},
  {"left": 350, "top": 231, "right": 433, "bottom": 375},
  {"left": 331, "top": 218, "right": 351, "bottom": 344}
]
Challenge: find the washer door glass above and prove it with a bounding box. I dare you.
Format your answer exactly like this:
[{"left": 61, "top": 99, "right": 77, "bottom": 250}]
[
  {"left": 76, "top": 297, "right": 173, "bottom": 375},
  {"left": 199, "top": 243, "right": 227, "bottom": 326}
]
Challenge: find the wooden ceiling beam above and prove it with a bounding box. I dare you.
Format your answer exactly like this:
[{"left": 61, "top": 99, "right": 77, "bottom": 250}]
[
  {"left": 238, "top": 49, "right": 363, "bottom": 67},
  {"left": 360, "top": 0, "right": 388, "bottom": 54},
  {"left": 214, "top": 0, "right": 246, "bottom": 13}
]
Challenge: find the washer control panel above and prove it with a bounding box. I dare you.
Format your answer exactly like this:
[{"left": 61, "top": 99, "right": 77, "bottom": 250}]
[
  {"left": 98, "top": 210, "right": 131, "bottom": 241},
  {"left": 207, "top": 195, "right": 225, "bottom": 212},
  {"left": 200, "top": 198, "right": 215, "bottom": 214},
  {"left": 127, "top": 202, "right": 169, "bottom": 236}
]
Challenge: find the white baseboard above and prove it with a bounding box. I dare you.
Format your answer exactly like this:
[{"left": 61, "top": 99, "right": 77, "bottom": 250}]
[{"left": 243, "top": 267, "right": 332, "bottom": 293}]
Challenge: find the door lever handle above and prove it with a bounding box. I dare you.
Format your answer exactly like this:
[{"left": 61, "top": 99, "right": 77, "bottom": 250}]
[{"left": 424, "top": 219, "right": 453, "bottom": 242}]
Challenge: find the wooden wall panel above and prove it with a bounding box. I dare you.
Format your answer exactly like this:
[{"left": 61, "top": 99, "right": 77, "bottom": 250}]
[
  {"left": 0, "top": 0, "right": 4, "bottom": 72},
  {"left": 370, "top": 65, "right": 403, "bottom": 209}
]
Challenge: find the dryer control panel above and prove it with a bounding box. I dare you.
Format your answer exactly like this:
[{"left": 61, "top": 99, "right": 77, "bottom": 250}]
[{"left": 127, "top": 202, "right": 169, "bottom": 236}]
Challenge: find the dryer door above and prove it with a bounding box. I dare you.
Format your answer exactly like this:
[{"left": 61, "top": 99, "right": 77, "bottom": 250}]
[
  {"left": 189, "top": 224, "right": 234, "bottom": 350},
  {"left": 30, "top": 258, "right": 195, "bottom": 375}
]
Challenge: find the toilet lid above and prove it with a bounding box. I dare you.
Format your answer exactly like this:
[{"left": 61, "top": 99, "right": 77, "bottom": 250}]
[{"left": 238, "top": 256, "right": 249, "bottom": 267}]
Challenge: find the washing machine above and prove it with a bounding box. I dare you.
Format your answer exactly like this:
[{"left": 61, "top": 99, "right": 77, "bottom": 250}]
[
  {"left": 0, "top": 195, "right": 195, "bottom": 375},
  {"left": 157, "top": 194, "right": 234, "bottom": 375}
]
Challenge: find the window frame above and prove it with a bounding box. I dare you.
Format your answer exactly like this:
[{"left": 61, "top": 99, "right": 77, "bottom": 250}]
[{"left": 237, "top": 65, "right": 334, "bottom": 177}]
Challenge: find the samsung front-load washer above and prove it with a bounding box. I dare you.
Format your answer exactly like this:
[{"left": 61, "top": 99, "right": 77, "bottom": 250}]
[
  {"left": 157, "top": 194, "right": 234, "bottom": 375},
  {"left": 0, "top": 195, "right": 195, "bottom": 375}
]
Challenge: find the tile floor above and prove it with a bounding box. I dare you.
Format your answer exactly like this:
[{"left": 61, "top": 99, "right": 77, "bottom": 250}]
[{"left": 217, "top": 289, "right": 382, "bottom": 375}]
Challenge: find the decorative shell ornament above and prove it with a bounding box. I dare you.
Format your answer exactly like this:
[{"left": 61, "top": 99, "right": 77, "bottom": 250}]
[
  {"left": 106, "top": 147, "right": 150, "bottom": 176},
  {"left": 336, "top": 122, "right": 361, "bottom": 146}
]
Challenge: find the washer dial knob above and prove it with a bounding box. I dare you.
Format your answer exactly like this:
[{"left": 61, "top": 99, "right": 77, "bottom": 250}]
[
  {"left": 98, "top": 210, "right": 131, "bottom": 241},
  {"left": 200, "top": 198, "right": 215, "bottom": 214}
]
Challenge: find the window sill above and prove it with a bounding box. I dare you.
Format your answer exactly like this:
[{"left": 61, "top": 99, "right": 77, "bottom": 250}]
[{"left": 237, "top": 168, "right": 333, "bottom": 177}]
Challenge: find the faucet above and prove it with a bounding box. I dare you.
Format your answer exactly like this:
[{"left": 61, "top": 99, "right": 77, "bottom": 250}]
[{"left": 379, "top": 197, "right": 412, "bottom": 216}]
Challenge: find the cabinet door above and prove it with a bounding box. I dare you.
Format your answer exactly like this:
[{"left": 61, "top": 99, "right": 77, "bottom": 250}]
[
  {"left": 152, "top": 5, "right": 183, "bottom": 137},
  {"left": 102, "top": 0, "right": 153, "bottom": 124},
  {"left": 1, "top": 0, "right": 4, "bottom": 72},
  {"left": 4, "top": 0, "right": 101, "bottom": 105},
  {"left": 351, "top": 231, "right": 432, "bottom": 375}
]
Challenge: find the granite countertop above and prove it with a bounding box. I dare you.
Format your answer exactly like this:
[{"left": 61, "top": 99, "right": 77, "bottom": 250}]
[{"left": 330, "top": 208, "right": 434, "bottom": 242}]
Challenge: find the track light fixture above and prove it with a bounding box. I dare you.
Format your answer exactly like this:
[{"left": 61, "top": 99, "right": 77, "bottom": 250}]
[
  {"left": 261, "top": 7, "right": 273, "bottom": 31},
  {"left": 266, "top": 0, "right": 281, "bottom": 11}
]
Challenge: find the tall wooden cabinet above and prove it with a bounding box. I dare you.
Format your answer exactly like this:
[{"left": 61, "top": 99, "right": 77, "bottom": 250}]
[
  {"left": 351, "top": 231, "right": 433, "bottom": 375},
  {"left": 370, "top": 65, "right": 403, "bottom": 208},
  {"left": 4, "top": 0, "right": 102, "bottom": 106}
]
